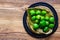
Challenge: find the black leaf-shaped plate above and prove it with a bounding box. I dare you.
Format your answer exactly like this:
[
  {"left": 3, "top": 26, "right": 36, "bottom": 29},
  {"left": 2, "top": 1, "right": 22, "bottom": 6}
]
[{"left": 23, "top": 2, "right": 58, "bottom": 38}]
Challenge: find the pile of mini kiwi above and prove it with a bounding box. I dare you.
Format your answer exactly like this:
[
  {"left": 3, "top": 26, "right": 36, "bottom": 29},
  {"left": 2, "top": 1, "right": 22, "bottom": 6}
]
[{"left": 27, "top": 8, "right": 55, "bottom": 33}]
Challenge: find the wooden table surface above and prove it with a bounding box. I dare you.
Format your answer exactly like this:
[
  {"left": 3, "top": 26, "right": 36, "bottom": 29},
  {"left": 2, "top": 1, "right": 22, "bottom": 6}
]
[{"left": 0, "top": 0, "right": 60, "bottom": 40}]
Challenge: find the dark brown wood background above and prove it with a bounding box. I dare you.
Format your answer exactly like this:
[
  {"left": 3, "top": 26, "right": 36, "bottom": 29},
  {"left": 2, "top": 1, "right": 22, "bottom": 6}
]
[{"left": 0, "top": 0, "right": 60, "bottom": 40}]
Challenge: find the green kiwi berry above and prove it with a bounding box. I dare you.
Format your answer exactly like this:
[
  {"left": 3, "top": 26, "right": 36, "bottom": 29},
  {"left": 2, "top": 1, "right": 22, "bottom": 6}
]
[
  {"left": 42, "top": 10, "right": 47, "bottom": 15},
  {"left": 33, "top": 23, "right": 39, "bottom": 30},
  {"left": 30, "top": 10, "right": 35, "bottom": 16},
  {"left": 31, "top": 16, "right": 36, "bottom": 21},
  {"left": 36, "top": 10, "right": 41, "bottom": 15},
  {"left": 49, "top": 24, "right": 54, "bottom": 29},
  {"left": 49, "top": 17, "right": 54, "bottom": 22},
  {"left": 36, "top": 15, "right": 41, "bottom": 19},
  {"left": 43, "top": 27, "right": 49, "bottom": 32}
]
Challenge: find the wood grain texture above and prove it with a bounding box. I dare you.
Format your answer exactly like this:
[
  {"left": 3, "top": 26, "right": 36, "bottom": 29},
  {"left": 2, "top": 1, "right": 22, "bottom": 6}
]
[{"left": 0, "top": 0, "right": 60, "bottom": 40}]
